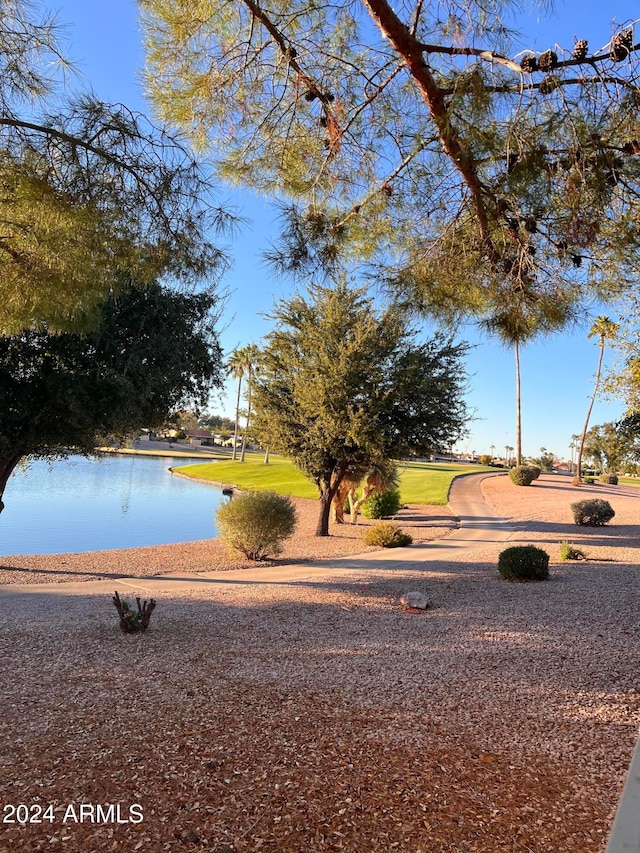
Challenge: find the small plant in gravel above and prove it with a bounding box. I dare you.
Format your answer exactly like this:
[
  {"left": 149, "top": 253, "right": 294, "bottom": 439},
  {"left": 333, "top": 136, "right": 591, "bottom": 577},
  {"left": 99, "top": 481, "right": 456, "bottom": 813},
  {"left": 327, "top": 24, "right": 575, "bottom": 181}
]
[
  {"left": 571, "top": 498, "right": 615, "bottom": 526},
  {"left": 583, "top": 476, "right": 595, "bottom": 484},
  {"left": 363, "top": 522, "right": 413, "bottom": 548},
  {"left": 498, "top": 545, "right": 550, "bottom": 581},
  {"left": 559, "top": 541, "right": 587, "bottom": 561},
  {"left": 216, "top": 491, "right": 297, "bottom": 560},
  {"left": 112, "top": 591, "right": 156, "bottom": 633},
  {"left": 509, "top": 465, "right": 536, "bottom": 486},
  {"left": 361, "top": 489, "right": 402, "bottom": 519}
]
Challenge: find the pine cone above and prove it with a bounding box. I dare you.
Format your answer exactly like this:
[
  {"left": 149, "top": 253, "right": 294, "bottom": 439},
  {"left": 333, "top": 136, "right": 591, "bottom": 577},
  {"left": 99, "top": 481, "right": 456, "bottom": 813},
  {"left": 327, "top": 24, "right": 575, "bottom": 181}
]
[
  {"left": 538, "top": 49, "right": 558, "bottom": 72},
  {"left": 520, "top": 54, "right": 538, "bottom": 73},
  {"left": 572, "top": 39, "right": 589, "bottom": 60},
  {"left": 539, "top": 75, "right": 559, "bottom": 95},
  {"left": 610, "top": 28, "right": 634, "bottom": 62}
]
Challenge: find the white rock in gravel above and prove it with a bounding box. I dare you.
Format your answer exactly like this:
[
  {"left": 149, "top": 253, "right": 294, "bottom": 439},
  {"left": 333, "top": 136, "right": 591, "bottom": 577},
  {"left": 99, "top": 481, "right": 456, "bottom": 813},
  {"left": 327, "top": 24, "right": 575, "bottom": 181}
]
[{"left": 400, "top": 591, "right": 429, "bottom": 610}]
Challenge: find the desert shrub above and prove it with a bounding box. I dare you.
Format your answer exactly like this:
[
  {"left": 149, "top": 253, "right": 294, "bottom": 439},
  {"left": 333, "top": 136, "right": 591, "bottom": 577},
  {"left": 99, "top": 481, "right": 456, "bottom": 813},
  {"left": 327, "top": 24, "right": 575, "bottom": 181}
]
[
  {"left": 559, "top": 541, "right": 587, "bottom": 561},
  {"left": 498, "top": 545, "right": 550, "bottom": 581},
  {"left": 528, "top": 465, "right": 542, "bottom": 480},
  {"left": 216, "top": 491, "right": 297, "bottom": 560},
  {"left": 363, "top": 523, "right": 413, "bottom": 548},
  {"left": 480, "top": 454, "right": 493, "bottom": 466},
  {"left": 583, "top": 476, "right": 595, "bottom": 484},
  {"left": 361, "top": 488, "right": 402, "bottom": 519},
  {"left": 571, "top": 498, "right": 615, "bottom": 526},
  {"left": 509, "top": 465, "right": 536, "bottom": 486},
  {"left": 599, "top": 472, "right": 618, "bottom": 485}
]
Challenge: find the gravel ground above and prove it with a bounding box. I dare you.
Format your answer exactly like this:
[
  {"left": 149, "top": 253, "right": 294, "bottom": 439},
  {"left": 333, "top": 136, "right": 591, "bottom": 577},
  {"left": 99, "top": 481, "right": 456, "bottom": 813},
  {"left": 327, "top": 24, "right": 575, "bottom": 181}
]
[{"left": 0, "top": 474, "right": 639, "bottom": 852}]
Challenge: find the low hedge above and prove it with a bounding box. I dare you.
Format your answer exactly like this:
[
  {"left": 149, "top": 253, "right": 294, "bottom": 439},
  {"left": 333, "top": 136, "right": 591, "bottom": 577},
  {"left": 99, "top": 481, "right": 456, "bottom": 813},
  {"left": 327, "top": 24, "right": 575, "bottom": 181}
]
[{"left": 498, "top": 545, "right": 550, "bottom": 581}]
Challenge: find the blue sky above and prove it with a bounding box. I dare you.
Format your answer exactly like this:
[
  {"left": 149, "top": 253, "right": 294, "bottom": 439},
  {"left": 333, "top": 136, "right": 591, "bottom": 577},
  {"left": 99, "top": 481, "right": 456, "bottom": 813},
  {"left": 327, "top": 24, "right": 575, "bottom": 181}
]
[{"left": 49, "top": 0, "right": 638, "bottom": 459}]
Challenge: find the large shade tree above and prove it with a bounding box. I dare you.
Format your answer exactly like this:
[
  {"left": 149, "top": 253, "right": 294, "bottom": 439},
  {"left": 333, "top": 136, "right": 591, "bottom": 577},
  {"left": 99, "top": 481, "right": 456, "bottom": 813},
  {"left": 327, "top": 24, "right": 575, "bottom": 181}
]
[
  {"left": 0, "top": 281, "right": 224, "bottom": 515},
  {"left": 0, "top": 0, "right": 231, "bottom": 334},
  {"left": 252, "top": 282, "right": 470, "bottom": 535},
  {"left": 141, "top": 1, "right": 640, "bottom": 326},
  {"left": 582, "top": 422, "right": 632, "bottom": 474}
]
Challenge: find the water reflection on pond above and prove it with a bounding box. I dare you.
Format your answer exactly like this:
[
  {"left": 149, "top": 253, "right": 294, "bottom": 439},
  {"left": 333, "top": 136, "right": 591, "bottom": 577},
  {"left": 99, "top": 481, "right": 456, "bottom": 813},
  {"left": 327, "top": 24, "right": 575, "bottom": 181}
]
[{"left": 0, "top": 454, "right": 223, "bottom": 556}]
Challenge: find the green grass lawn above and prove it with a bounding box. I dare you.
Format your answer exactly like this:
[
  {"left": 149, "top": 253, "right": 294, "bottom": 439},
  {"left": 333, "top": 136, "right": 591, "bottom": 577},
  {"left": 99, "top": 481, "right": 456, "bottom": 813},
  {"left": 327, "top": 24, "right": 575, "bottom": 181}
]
[
  {"left": 176, "top": 453, "right": 319, "bottom": 499},
  {"left": 618, "top": 476, "right": 640, "bottom": 489},
  {"left": 395, "top": 460, "right": 494, "bottom": 504},
  {"left": 177, "top": 454, "right": 493, "bottom": 505}
]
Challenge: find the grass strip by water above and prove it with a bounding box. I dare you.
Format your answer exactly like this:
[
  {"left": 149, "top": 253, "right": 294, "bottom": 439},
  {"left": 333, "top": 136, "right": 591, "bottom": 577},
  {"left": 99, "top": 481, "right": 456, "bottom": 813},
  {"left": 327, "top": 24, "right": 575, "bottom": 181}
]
[{"left": 176, "top": 455, "right": 493, "bottom": 506}]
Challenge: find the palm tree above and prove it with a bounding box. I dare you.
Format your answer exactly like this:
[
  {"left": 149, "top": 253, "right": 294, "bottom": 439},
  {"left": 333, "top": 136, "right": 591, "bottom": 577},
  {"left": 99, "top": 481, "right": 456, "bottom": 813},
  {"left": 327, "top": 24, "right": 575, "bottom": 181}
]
[
  {"left": 489, "top": 444, "right": 496, "bottom": 460},
  {"left": 574, "top": 316, "right": 619, "bottom": 484},
  {"left": 481, "top": 295, "right": 576, "bottom": 467},
  {"left": 505, "top": 445, "right": 514, "bottom": 467},
  {"left": 226, "top": 347, "right": 246, "bottom": 461},
  {"left": 238, "top": 344, "right": 260, "bottom": 462},
  {"left": 569, "top": 433, "right": 580, "bottom": 473}
]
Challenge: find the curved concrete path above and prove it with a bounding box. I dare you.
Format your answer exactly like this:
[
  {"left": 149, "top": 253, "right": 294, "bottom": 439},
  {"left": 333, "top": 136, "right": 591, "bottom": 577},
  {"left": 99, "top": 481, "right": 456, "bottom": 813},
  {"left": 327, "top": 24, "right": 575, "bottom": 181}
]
[{"left": 0, "top": 472, "right": 513, "bottom": 598}]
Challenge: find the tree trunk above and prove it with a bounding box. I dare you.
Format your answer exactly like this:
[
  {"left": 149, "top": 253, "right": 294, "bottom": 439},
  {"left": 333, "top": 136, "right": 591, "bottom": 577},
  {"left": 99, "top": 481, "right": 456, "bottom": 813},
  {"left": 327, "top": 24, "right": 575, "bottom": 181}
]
[
  {"left": 0, "top": 452, "right": 23, "bottom": 516},
  {"left": 574, "top": 344, "right": 605, "bottom": 485},
  {"left": 240, "top": 369, "right": 252, "bottom": 462},
  {"left": 315, "top": 464, "right": 348, "bottom": 536},
  {"left": 316, "top": 489, "right": 334, "bottom": 536},
  {"left": 263, "top": 446, "right": 270, "bottom": 464},
  {"left": 350, "top": 477, "right": 380, "bottom": 524},
  {"left": 232, "top": 374, "right": 242, "bottom": 461},
  {"left": 515, "top": 342, "right": 522, "bottom": 467},
  {"left": 331, "top": 479, "right": 353, "bottom": 524}
]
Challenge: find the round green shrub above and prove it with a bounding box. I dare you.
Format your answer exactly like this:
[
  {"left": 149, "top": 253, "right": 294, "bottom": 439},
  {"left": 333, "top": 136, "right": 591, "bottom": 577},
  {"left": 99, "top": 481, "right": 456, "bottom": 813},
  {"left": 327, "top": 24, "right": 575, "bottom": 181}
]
[
  {"left": 528, "top": 465, "right": 542, "bottom": 480},
  {"left": 215, "top": 491, "right": 297, "bottom": 560},
  {"left": 583, "top": 476, "right": 595, "bottom": 484},
  {"left": 361, "top": 489, "right": 402, "bottom": 519},
  {"left": 599, "top": 473, "right": 618, "bottom": 485},
  {"left": 571, "top": 498, "right": 615, "bottom": 526},
  {"left": 509, "top": 465, "right": 536, "bottom": 486},
  {"left": 362, "top": 523, "right": 413, "bottom": 548},
  {"left": 498, "top": 545, "right": 550, "bottom": 581}
]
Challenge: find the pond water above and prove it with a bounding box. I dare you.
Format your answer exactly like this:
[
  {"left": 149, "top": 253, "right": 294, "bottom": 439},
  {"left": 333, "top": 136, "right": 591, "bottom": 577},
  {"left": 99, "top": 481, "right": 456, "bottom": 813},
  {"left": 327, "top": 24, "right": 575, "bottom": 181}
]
[{"left": 0, "top": 454, "right": 224, "bottom": 556}]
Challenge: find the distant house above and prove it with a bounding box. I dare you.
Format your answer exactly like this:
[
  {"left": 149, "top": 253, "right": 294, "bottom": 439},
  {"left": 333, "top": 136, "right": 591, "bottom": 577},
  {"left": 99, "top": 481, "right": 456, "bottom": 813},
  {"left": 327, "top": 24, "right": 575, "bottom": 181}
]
[
  {"left": 552, "top": 460, "right": 571, "bottom": 473},
  {"left": 184, "top": 429, "right": 217, "bottom": 447}
]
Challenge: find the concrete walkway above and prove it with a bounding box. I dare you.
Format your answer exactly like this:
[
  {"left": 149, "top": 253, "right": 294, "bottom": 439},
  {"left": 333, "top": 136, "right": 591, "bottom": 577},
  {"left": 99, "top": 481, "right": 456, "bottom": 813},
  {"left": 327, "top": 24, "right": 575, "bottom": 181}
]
[{"left": 0, "top": 472, "right": 513, "bottom": 599}]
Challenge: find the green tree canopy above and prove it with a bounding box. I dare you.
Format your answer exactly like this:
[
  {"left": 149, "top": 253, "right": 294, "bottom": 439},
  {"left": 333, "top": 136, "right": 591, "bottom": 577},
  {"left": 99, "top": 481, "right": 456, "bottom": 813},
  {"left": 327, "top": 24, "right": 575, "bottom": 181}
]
[
  {"left": 252, "top": 281, "right": 470, "bottom": 535},
  {"left": 582, "top": 422, "right": 632, "bottom": 472},
  {"left": 0, "top": 0, "right": 232, "bottom": 334},
  {"left": 0, "top": 280, "right": 224, "bottom": 514},
  {"left": 141, "top": 0, "right": 640, "bottom": 324}
]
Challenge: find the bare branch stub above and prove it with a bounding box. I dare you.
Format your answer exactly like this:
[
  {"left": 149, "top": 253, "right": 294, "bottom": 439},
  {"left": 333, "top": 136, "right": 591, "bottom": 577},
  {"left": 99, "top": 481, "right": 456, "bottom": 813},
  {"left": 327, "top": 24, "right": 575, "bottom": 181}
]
[{"left": 112, "top": 590, "right": 157, "bottom": 633}]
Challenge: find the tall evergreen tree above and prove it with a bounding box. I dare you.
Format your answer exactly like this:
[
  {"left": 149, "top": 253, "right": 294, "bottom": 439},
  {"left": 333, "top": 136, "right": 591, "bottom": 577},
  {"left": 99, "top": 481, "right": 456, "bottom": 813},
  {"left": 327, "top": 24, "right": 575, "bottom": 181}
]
[
  {"left": 141, "top": 0, "right": 640, "bottom": 326},
  {"left": 0, "top": 0, "right": 231, "bottom": 334}
]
